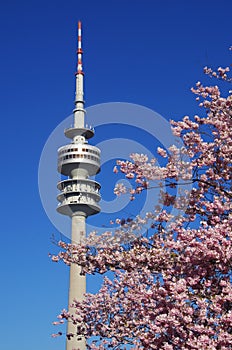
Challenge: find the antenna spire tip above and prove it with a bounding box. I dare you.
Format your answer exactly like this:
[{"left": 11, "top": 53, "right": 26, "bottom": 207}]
[{"left": 76, "top": 21, "right": 84, "bottom": 74}]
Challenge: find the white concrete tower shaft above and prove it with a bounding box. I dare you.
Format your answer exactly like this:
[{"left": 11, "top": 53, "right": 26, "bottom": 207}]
[
  {"left": 56, "top": 21, "right": 101, "bottom": 350},
  {"left": 67, "top": 214, "right": 86, "bottom": 350}
]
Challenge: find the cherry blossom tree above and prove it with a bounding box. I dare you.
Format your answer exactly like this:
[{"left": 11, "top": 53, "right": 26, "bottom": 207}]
[{"left": 52, "top": 59, "right": 232, "bottom": 349}]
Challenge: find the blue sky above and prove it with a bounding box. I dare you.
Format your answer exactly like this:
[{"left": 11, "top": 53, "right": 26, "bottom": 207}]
[{"left": 0, "top": 0, "right": 231, "bottom": 349}]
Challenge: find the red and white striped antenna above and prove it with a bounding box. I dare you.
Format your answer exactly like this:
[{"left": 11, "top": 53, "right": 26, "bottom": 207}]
[{"left": 76, "top": 21, "right": 84, "bottom": 74}]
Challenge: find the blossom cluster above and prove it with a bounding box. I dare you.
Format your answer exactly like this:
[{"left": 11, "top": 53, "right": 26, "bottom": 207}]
[{"left": 52, "top": 58, "right": 232, "bottom": 349}]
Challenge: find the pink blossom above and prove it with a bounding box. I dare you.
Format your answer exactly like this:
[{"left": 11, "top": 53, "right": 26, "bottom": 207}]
[{"left": 52, "top": 51, "right": 232, "bottom": 349}]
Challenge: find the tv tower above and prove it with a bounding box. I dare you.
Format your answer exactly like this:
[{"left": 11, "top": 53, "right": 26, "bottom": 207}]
[{"left": 57, "top": 22, "right": 101, "bottom": 350}]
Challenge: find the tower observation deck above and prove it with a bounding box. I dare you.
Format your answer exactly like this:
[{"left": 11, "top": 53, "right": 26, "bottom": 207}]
[{"left": 57, "top": 22, "right": 101, "bottom": 350}]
